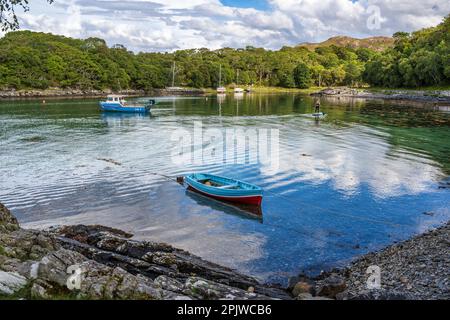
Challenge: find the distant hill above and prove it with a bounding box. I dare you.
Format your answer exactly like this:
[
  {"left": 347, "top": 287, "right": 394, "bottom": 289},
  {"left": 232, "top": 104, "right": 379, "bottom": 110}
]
[{"left": 298, "top": 36, "right": 395, "bottom": 52}]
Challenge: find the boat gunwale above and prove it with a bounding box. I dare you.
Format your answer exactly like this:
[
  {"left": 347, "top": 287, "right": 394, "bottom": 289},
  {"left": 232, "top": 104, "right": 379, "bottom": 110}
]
[
  {"left": 99, "top": 101, "right": 151, "bottom": 113},
  {"left": 185, "top": 174, "right": 263, "bottom": 197}
]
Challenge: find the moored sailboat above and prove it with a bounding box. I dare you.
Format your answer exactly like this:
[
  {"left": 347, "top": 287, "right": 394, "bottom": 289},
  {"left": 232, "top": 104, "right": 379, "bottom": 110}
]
[{"left": 217, "top": 64, "right": 226, "bottom": 93}]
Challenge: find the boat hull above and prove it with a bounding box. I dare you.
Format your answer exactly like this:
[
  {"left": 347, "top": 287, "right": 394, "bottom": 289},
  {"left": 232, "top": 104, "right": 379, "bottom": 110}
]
[
  {"left": 185, "top": 174, "right": 263, "bottom": 206},
  {"left": 100, "top": 102, "right": 150, "bottom": 113},
  {"left": 187, "top": 186, "right": 263, "bottom": 206}
]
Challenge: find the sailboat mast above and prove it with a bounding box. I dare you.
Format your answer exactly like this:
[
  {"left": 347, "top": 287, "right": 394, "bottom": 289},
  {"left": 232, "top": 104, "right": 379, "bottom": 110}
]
[
  {"left": 172, "top": 61, "right": 176, "bottom": 87},
  {"left": 219, "top": 64, "right": 222, "bottom": 87}
]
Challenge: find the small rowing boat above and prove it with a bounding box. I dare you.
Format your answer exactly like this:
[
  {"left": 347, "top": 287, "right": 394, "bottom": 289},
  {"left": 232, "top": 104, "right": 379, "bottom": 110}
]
[
  {"left": 185, "top": 173, "right": 263, "bottom": 206},
  {"left": 100, "top": 95, "right": 155, "bottom": 113}
]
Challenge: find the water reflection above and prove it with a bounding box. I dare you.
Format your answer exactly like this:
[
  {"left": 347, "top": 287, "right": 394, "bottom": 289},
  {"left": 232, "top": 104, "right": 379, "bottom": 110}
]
[
  {"left": 1, "top": 94, "right": 449, "bottom": 283},
  {"left": 185, "top": 188, "right": 263, "bottom": 222}
]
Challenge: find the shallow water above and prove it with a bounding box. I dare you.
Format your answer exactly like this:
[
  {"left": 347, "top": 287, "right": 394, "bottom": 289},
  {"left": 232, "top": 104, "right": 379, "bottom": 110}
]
[{"left": 1, "top": 94, "right": 449, "bottom": 284}]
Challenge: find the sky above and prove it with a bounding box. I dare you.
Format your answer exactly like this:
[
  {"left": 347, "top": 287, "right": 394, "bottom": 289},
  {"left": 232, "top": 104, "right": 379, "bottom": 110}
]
[{"left": 8, "top": 0, "right": 450, "bottom": 52}]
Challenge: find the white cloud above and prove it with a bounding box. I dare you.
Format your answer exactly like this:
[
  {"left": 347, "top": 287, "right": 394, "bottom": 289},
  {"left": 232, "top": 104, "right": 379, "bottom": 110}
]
[
  {"left": 260, "top": 123, "right": 441, "bottom": 198},
  {"left": 7, "top": 0, "right": 450, "bottom": 52}
]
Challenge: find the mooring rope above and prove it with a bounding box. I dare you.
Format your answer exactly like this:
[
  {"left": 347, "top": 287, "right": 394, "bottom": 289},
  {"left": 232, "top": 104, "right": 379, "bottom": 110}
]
[
  {"left": 95, "top": 153, "right": 417, "bottom": 251},
  {"left": 150, "top": 172, "right": 407, "bottom": 229},
  {"left": 146, "top": 173, "right": 387, "bottom": 249}
]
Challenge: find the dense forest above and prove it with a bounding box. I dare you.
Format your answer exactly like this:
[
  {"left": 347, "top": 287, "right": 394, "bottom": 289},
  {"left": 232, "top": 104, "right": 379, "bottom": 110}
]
[{"left": 0, "top": 15, "right": 448, "bottom": 91}]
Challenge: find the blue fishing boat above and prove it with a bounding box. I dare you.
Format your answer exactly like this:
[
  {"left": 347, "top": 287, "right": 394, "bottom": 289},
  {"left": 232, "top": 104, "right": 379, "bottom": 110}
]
[
  {"left": 100, "top": 95, "right": 155, "bottom": 113},
  {"left": 185, "top": 173, "right": 263, "bottom": 206}
]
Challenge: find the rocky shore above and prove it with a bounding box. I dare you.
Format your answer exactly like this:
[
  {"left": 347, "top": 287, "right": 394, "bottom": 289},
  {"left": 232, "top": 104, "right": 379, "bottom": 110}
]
[
  {"left": 0, "top": 88, "right": 146, "bottom": 99},
  {"left": 0, "top": 203, "right": 289, "bottom": 300},
  {"left": 0, "top": 88, "right": 206, "bottom": 99},
  {"left": 312, "top": 87, "right": 450, "bottom": 104},
  {"left": 1, "top": 203, "right": 448, "bottom": 300},
  {"left": 289, "top": 223, "right": 450, "bottom": 300}
]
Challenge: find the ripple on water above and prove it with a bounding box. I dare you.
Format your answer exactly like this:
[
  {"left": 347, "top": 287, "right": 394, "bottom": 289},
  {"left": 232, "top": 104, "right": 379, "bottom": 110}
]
[{"left": 1, "top": 95, "right": 450, "bottom": 283}]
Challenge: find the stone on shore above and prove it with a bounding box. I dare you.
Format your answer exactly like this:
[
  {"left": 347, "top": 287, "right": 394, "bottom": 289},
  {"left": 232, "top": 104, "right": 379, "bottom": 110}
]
[
  {"left": 2, "top": 202, "right": 449, "bottom": 300},
  {"left": 316, "top": 274, "right": 347, "bottom": 299},
  {"left": 292, "top": 281, "right": 314, "bottom": 297},
  {"left": 0, "top": 271, "right": 27, "bottom": 295},
  {"left": 55, "top": 224, "right": 291, "bottom": 299},
  {"left": 311, "top": 87, "right": 450, "bottom": 103},
  {"left": 34, "top": 249, "right": 165, "bottom": 299},
  {"left": 296, "top": 293, "right": 333, "bottom": 301},
  {"left": 0, "top": 203, "right": 19, "bottom": 232},
  {"left": 0, "top": 203, "right": 288, "bottom": 300},
  {"left": 183, "top": 277, "right": 270, "bottom": 300}
]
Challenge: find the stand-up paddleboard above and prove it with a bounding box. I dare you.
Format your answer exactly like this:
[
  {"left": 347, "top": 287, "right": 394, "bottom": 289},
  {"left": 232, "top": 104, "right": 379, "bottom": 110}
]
[{"left": 301, "top": 112, "right": 327, "bottom": 119}]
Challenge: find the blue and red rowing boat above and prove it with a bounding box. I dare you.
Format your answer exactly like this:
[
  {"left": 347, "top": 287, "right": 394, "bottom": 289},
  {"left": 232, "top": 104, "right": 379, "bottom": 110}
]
[{"left": 185, "top": 173, "right": 263, "bottom": 206}]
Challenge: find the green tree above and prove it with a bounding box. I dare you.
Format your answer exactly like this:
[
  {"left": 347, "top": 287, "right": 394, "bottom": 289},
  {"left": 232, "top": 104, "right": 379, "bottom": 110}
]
[
  {"left": 293, "top": 62, "right": 312, "bottom": 88},
  {"left": 344, "top": 60, "right": 364, "bottom": 86}
]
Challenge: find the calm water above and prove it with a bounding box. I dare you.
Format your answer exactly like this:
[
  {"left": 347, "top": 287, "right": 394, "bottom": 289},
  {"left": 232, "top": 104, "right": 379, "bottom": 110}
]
[{"left": 1, "top": 94, "right": 449, "bottom": 284}]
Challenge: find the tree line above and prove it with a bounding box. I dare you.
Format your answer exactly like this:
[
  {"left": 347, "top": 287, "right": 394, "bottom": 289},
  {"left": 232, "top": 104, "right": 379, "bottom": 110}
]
[
  {"left": 0, "top": 15, "right": 448, "bottom": 91},
  {"left": 364, "top": 15, "right": 449, "bottom": 87}
]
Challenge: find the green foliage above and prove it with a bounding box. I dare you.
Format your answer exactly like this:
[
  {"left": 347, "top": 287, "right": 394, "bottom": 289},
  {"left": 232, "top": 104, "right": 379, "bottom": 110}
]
[
  {"left": 0, "top": 0, "right": 54, "bottom": 31},
  {"left": 0, "top": 30, "right": 370, "bottom": 90},
  {"left": 293, "top": 62, "right": 312, "bottom": 88},
  {"left": 363, "top": 15, "right": 450, "bottom": 88},
  {"left": 0, "top": 15, "right": 448, "bottom": 91}
]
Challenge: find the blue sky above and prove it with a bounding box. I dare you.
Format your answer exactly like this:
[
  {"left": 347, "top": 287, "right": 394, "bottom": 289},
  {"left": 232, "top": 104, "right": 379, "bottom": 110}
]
[
  {"left": 221, "top": 0, "right": 270, "bottom": 10},
  {"left": 8, "top": 0, "right": 450, "bottom": 52}
]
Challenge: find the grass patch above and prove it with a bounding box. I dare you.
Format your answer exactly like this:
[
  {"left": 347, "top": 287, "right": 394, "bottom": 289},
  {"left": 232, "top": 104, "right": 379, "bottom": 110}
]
[
  {"left": 368, "top": 85, "right": 450, "bottom": 93},
  {"left": 0, "top": 282, "right": 33, "bottom": 300},
  {"left": 0, "top": 280, "right": 90, "bottom": 301}
]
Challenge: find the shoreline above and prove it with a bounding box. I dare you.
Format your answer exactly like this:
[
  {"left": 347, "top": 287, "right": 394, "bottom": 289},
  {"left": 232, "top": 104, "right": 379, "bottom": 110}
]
[
  {"left": 2, "top": 87, "right": 450, "bottom": 104},
  {"left": 1, "top": 203, "right": 448, "bottom": 300},
  {"left": 294, "top": 222, "right": 449, "bottom": 300},
  {"left": 0, "top": 88, "right": 207, "bottom": 100},
  {"left": 311, "top": 87, "right": 450, "bottom": 104}
]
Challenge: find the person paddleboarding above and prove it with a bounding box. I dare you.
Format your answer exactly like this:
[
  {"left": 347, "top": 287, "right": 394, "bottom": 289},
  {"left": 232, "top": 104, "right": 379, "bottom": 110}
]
[{"left": 314, "top": 99, "right": 321, "bottom": 114}]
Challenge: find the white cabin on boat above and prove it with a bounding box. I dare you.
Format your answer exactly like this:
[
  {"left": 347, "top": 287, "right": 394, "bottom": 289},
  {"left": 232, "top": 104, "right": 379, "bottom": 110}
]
[{"left": 106, "top": 95, "right": 127, "bottom": 105}]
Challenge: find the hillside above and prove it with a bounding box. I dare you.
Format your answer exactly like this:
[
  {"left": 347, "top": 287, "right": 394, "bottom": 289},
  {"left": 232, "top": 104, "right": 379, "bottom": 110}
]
[
  {"left": 0, "top": 14, "right": 448, "bottom": 91},
  {"left": 299, "top": 36, "right": 395, "bottom": 52},
  {"left": 0, "top": 30, "right": 373, "bottom": 90}
]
